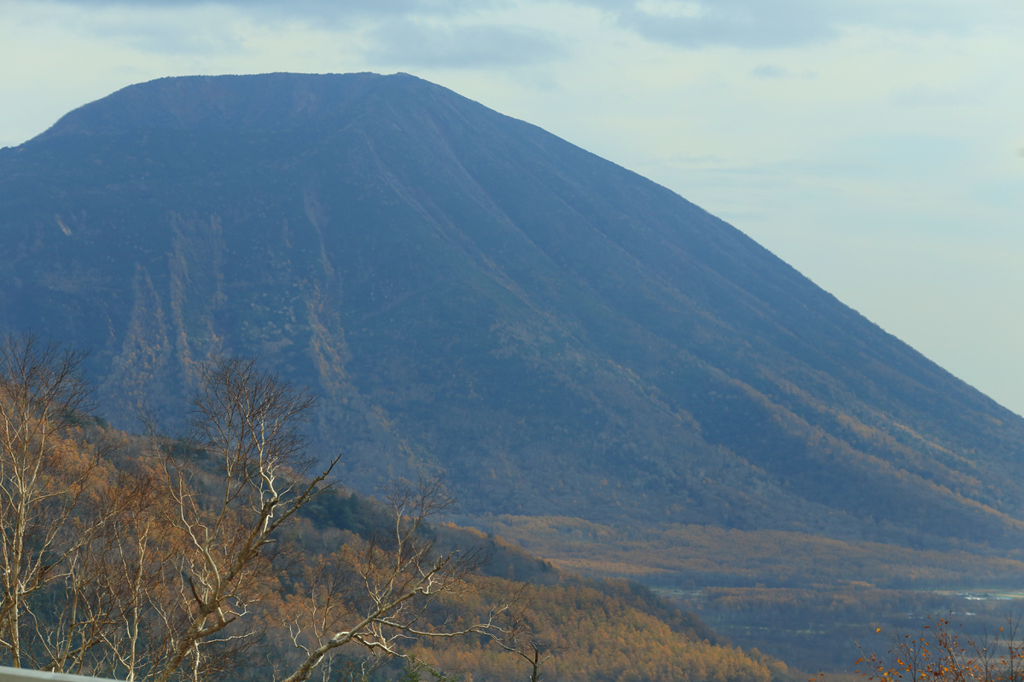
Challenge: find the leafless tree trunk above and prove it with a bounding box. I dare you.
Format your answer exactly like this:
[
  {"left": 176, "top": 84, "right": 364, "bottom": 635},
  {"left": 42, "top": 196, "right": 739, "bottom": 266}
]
[
  {"left": 1, "top": 345, "right": 504, "bottom": 681},
  {"left": 0, "top": 334, "right": 99, "bottom": 669},
  {"left": 492, "top": 597, "right": 560, "bottom": 682},
  {"left": 132, "top": 357, "right": 342, "bottom": 682}
]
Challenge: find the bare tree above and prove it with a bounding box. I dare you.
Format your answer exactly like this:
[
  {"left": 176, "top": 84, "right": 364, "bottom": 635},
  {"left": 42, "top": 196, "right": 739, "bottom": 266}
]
[
  {"left": 0, "top": 335, "right": 177, "bottom": 676},
  {"left": 0, "top": 334, "right": 103, "bottom": 669},
  {"left": 278, "top": 478, "right": 504, "bottom": 682},
  {"left": 858, "top": 614, "right": 1024, "bottom": 682},
  {"left": 22, "top": 355, "right": 343, "bottom": 682},
  {"left": 493, "top": 596, "right": 561, "bottom": 682},
  {"left": 123, "top": 357, "right": 341, "bottom": 682},
  {"left": 30, "top": 464, "right": 171, "bottom": 677},
  {"left": 2, "top": 346, "right": 506, "bottom": 681},
  {"left": 82, "top": 457, "right": 194, "bottom": 681}
]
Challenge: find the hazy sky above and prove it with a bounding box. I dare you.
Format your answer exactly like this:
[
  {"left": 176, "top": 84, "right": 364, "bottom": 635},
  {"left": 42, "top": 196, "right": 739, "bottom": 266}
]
[{"left": 1, "top": 0, "right": 1022, "bottom": 415}]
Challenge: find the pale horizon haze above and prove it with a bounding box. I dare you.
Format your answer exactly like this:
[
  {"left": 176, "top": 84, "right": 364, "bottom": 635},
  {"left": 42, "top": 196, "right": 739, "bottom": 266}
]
[{"left": 1, "top": 0, "right": 1022, "bottom": 415}]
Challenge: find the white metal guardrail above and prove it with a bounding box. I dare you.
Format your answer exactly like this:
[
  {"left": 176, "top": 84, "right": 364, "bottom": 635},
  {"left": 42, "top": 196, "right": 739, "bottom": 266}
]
[{"left": 0, "top": 667, "right": 118, "bottom": 682}]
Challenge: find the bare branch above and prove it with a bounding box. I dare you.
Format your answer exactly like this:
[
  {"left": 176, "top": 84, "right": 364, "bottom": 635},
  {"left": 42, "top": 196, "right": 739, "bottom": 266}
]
[{"left": 278, "top": 479, "right": 505, "bottom": 682}]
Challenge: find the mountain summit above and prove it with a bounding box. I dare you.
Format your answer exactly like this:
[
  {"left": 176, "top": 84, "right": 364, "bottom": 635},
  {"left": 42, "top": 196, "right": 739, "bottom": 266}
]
[{"left": 2, "top": 73, "right": 1022, "bottom": 554}]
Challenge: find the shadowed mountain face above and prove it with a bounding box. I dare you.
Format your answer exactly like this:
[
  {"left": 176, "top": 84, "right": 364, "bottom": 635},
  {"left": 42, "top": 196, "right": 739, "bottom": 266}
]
[{"left": 2, "top": 73, "right": 1022, "bottom": 553}]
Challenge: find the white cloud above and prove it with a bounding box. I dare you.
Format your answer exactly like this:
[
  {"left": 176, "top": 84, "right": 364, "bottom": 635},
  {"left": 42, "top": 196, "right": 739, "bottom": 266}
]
[
  {"left": 565, "top": 0, "right": 1024, "bottom": 49},
  {"left": 367, "top": 19, "right": 568, "bottom": 67}
]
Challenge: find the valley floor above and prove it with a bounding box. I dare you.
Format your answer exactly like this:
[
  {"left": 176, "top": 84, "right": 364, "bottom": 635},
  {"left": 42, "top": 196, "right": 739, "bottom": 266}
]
[{"left": 468, "top": 514, "right": 1024, "bottom": 672}]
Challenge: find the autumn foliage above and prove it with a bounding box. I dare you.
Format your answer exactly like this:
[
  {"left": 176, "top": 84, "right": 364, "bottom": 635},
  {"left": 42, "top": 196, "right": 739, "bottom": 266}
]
[
  {"left": 0, "top": 337, "right": 497, "bottom": 680},
  {"left": 0, "top": 335, "right": 782, "bottom": 682},
  {"left": 411, "top": 579, "right": 783, "bottom": 682},
  {"left": 857, "top": 615, "right": 1024, "bottom": 682}
]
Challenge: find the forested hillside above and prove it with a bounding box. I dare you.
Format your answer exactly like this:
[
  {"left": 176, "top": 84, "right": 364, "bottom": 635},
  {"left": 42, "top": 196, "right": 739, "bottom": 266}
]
[{"left": 0, "top": 336, "right": 777, "bottom": 681}]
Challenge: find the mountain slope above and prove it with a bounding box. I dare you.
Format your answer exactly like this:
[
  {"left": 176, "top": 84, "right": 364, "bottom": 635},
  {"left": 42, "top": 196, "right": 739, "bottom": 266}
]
[{"left": 1, "top": 72, "right": 1022, "bottom": 554}]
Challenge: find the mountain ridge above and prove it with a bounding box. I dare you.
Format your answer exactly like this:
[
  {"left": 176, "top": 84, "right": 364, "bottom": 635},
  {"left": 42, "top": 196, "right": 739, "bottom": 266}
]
[{"left": 34, "top": 72, "right": 394, "bottom": 138}]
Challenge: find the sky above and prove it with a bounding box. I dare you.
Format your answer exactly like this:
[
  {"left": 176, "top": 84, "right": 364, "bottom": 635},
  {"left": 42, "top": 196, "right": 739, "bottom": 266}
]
[{"left": 1, "top": 0, "right": 1022, "bottom": 415}]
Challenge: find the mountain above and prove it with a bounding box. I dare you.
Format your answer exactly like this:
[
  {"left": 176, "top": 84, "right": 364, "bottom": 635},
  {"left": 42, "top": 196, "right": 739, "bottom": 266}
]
[{"left": 2, "top": 72, "right": 1023, "bottom": 558}]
